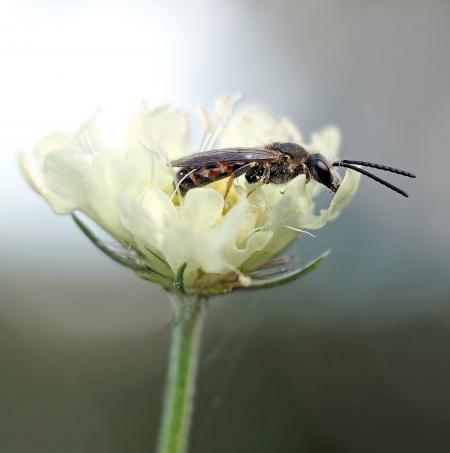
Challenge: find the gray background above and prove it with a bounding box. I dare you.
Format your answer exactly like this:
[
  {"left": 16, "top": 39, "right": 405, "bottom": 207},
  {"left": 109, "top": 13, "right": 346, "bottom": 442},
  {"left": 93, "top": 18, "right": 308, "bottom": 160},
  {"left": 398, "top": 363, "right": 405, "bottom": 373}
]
[{"left": 1, "top": 1, "right": 449, "bottom": 452}]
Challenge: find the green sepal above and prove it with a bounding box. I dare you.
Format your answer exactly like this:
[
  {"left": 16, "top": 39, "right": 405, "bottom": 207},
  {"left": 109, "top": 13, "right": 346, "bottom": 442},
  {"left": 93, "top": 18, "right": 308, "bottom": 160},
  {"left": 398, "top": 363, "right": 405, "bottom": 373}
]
[
  {"left": 73, "top": 211, "right": 329, "bottom": 295},
  {"left": 135, "top": 270, "right": 173, "bottom": 290},
  {"left": 72, "top": 213, "right": 148, "bottom": 271},
  {"left": 174, "top": 263, "right": 188, "bottom": 295},
  {"left": 72, "top": 213, "right": 173, "bottom": 288},
  {"left": 242, "top": 250, "right": 330, "bottom": 290}
]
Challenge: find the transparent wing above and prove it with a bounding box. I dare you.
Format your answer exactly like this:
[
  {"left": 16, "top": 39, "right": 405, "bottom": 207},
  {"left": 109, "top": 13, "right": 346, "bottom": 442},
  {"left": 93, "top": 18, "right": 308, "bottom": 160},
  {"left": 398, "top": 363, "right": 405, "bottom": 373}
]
[{"left": 171, "top": 147, "right": 281, "bottom": 168}]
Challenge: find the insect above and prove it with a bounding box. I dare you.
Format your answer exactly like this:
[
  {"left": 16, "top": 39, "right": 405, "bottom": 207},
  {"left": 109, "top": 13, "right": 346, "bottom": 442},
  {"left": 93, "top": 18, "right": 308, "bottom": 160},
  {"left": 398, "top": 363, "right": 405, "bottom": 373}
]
[{"left": 171, "top": 142, "right": 416, "bottom": 197}]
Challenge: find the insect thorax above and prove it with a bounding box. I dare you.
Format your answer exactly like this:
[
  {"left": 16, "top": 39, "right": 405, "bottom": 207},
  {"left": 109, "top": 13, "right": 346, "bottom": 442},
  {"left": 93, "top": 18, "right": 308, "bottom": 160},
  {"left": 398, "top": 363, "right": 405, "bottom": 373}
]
[{"left": 265, "top": 142, "right": 309, "bottom": 160}]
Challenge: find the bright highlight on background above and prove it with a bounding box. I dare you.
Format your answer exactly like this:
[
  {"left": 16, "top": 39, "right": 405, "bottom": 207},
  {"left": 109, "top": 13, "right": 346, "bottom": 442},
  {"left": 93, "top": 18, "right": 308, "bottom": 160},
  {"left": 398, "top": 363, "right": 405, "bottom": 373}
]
[
  {"left": 0, "top": 1, "right": 209, "bottom": 271},
  {"left": 0, "top": 1, "right": 196, "bottom": 148}
]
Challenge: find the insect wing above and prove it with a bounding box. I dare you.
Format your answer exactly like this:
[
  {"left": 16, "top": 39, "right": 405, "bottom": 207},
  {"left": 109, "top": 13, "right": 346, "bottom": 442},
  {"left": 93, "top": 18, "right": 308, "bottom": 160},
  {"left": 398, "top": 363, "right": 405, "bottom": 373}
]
[{"left": 171, "top": 147, "right": 281, "bottom": 168}]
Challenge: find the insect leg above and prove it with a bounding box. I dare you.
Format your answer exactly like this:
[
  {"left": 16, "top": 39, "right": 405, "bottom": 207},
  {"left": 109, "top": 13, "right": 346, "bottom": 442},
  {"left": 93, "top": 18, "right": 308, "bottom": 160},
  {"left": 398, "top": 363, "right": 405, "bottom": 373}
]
[
  {"left": 246, "top": 163, "right": 271, "bottom": 197},
  {"left": 301, "top": 162, "right": 311, "bottom": 183},
  {"left": 223, "top": 163, "right": 253, "bottom": 200}
]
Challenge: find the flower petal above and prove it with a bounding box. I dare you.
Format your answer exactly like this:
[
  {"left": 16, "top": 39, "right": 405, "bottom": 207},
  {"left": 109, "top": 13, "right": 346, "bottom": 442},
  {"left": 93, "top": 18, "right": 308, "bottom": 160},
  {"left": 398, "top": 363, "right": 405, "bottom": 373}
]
[
  {"left": 303, "top": 168, "right": 361, "bottom": 229},
  {"left": 18, "top": 151, "right": 45, "bottom": 194},
  {"left": 34, "top": 133, "right": 77, "bottom": 159},
  {"left": 119, "top": 187, "right": 175, "bottom": 249},
  {"left": 178, "top": 188, "right": 224, "bottom": 231},
  {"left": 160, "top": 189, "right": 225, "bottom": 274},
  {"left": 241, "top": 177, "right": 312, "bottom": 270},
  {"left": 215, "top": 93, "right": 242, "bottom": 124},
  {"left": 327, "top": 167, "right": 361, "bottom": 221},
  {"left": 129, "top": 105, "right": 190, "bottom": 160},
  {"left": 309, "top": 126, "right": 341, "bottom": 161},
  {"left": 221, "top": 108, "right": 303, "bottom": 146},
  {"left": 42, "top": 147, "right": 96, "bottom": 213}
]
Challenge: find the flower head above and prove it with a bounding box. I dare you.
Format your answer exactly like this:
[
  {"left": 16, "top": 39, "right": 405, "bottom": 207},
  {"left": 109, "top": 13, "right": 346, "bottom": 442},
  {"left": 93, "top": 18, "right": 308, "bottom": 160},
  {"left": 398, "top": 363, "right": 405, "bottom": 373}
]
[{"left": 20, "top": 96, "right": 360, "bottom": 294}]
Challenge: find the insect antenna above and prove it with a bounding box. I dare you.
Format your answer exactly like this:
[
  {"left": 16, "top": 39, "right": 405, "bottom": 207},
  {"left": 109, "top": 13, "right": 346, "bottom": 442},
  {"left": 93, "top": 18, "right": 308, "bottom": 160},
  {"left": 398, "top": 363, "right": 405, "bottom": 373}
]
[
  {"left": 333, "top": 162, "right": 409, "bottom": 197},
  {"left": 336, "top": 160, "right": 416, "bottom": 178}
]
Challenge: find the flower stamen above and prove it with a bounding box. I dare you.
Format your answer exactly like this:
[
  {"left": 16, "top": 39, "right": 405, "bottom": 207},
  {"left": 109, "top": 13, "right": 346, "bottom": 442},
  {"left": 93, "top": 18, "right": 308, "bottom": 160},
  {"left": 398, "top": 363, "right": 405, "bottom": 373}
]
[
  {"left": 279, "top": 224, "right": 316, "bottom": 237},
  {"left": 224, "top": 263, "right": 252, "bottom": 287}
]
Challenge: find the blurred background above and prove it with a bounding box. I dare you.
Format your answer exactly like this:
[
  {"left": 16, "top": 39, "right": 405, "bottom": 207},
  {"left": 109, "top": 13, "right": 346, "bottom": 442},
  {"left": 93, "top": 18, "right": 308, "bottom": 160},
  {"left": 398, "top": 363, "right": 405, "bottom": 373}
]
[{"left": 1, "top": 1, "right": 449, "bottom": 452}]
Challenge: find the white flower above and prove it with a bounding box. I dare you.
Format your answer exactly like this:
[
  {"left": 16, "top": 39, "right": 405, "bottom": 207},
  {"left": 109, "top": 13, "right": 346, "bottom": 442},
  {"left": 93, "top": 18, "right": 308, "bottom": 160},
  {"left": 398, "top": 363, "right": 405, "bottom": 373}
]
[{"left": 19, "top": 96, "right": 360, "bottom": 293}]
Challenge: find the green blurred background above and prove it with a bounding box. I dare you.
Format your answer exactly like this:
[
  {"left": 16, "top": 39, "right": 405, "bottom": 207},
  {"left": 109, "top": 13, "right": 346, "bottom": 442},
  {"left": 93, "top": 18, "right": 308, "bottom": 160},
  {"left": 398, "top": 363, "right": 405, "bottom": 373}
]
[{"left": 1, "top": 1, "right": 449, "bottom": 452}]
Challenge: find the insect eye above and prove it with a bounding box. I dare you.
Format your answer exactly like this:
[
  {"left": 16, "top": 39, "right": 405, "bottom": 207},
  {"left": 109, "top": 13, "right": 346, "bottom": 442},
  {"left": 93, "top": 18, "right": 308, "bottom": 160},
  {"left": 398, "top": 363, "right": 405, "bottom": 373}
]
[{"left": 314, "top": 158, "right": 332, "bottom": 186}]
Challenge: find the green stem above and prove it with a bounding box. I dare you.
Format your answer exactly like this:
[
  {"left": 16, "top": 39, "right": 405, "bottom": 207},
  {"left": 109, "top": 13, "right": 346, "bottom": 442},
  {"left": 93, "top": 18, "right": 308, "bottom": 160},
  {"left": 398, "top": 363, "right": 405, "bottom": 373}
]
[{"left": 156, "top": 296, "right": 206, "bottom": 453}]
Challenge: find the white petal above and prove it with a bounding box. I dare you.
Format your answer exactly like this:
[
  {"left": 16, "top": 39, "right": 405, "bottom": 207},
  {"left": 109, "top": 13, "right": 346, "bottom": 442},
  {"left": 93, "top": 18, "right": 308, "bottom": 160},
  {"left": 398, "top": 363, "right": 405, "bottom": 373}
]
[
  {"left": 221, "top": 108, "right": 303, "bottom": 146},
  {"left": 18, "top": 151, "right": 45, "bottom": 194},
  {"left": 241, "top": 176, "right": 312, "bottom": 269},
  {"left": 216, "top": 198, "right": 273, "bottom": 271},
  {"left": 196, "top": 197, "right": 255, "bottom": 272},
  {"left": 77, "top": 119, "right": 115, "bottom": 156},
  {"left": 119, "top": 187, "right": 175, "bottom": 251},
  {"left": 266, "top": 175, "right": 312, "bottom": 227},
  {"left": 327, "top": 167, "right": 361, "bottom": 221},
  {"left": 280, "top": 116, "right": 304, "bottom": 143},
  {"left": 241, "top": 169, "right": 359, "bottom": 269},
  {"left": 241, "top": 229, "right": 294, "bottom": 271},
  {"left": 163, "top": 194, "right": 248, "bottom": 274},
  {"left": 303, "top": 168, "right": 361, "bottom": 229},
  {"left": 178, "top": 188, "right": 224, "bottom": 231},
  {"left": 131, "top": 105, "right": 190, "bottom": 160},
  {"left": 42, "top": 147, "right": 97, "bottom": 213},
  {"left": 34, "top": 133, "right": 77, "bottom": 159},
  {"left": 161, "top": 189, "right": 226, "bottom": 273},
  {"left": 215, "top": 93, "right": 242, "bottom": 124},
  {"left": 309, "top": 126, "right": 341, "bottom": 161},
  {"left": 226, "top": 230, "right": 273, "bottom": 270},
  {"left": 307, "top": 126, "right": 342, "bottom": 198},
  {"left": 213, "top": 197, "right": 250, "bottom": 249}
]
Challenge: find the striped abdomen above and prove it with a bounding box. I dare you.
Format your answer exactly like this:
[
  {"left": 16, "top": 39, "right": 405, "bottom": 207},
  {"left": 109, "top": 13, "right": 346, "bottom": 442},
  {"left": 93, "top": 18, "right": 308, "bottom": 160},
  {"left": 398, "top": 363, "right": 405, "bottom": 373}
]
[{"left": 175, "top": 163, "right": 242, "bottom": 193}]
